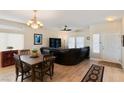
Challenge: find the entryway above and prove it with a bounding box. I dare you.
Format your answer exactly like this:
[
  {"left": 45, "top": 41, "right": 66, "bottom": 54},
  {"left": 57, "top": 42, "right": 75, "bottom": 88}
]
[{"left": 92, "top": 32, "right": 122, "bottom": 64}]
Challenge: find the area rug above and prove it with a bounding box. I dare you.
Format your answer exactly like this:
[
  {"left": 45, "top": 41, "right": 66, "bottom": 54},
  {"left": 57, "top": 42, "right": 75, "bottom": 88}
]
[{"left": 81, "top": 64, "right": 104, "bottom": 82}]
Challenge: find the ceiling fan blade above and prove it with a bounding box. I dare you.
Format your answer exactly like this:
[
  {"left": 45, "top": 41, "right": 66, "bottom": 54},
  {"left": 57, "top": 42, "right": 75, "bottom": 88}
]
[
  {"left": 66, "top": 29, "right": 71, "bottom": 31},
  {"left": 64, "top": 27, "right": 67, "bottom": 31},
  {"left": 61, "top": 25, "right": 71, "bottom": 31}
]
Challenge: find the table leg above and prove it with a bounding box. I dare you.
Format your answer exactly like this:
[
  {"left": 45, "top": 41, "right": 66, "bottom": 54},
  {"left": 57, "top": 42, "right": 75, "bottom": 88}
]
[
  {"left": 52, "top": 62, "right": 54, "bottom": 76},
  {"left": 31, "top": 66, "right": 35, "bottom": 82}
]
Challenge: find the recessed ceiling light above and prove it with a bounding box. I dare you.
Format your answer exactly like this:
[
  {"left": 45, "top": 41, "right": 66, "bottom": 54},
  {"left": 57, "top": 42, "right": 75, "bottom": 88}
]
[{"left": 106, "top": 16, "right": 117, "bottom": 22}]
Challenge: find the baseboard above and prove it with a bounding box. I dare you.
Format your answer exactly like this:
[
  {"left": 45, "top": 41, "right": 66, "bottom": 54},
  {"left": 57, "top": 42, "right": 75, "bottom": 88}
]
[
  {"left": 90, "top": 58, "right": 102, "bottom": 61},
  {"left": 90, "top": 58, "right": 123, "bottom": 69},
  {"left": 121, "top": 64, "right": 124, "bottom": 69}
]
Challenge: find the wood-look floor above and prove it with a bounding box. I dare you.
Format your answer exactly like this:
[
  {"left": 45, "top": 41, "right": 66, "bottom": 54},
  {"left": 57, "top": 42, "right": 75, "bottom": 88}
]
[{"left": 0, "top": 59, "right": 124, "bottom": 82}]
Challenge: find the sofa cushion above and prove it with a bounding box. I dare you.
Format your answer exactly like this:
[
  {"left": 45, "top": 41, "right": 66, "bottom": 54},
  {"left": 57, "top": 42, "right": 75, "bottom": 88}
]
[{"left": 40, "top": 47, "right": 90, "bottom": 65}]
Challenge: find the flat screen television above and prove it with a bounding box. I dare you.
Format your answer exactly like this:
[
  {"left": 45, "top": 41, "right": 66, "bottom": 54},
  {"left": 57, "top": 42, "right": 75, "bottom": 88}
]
[{"left": 49, "top": 38, "right": 61, "bottom": 48}]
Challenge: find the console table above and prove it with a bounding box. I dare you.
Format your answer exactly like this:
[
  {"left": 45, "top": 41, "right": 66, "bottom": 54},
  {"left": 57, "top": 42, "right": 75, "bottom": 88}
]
[{"left": 0, "top": 50, "right": 18, "bottom": 67}]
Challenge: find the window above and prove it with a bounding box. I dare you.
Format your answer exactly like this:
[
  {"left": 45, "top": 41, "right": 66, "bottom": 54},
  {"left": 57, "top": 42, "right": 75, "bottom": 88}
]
[
  {"left": 93, "top": 34, "right": 100, "bottom": 53},
  {"left": 0, "top": 33, "right": 24, "bottom": 51},
  {"left": 76, "top": 37, "right": 84, "bottom": 48},
  {"left": 68, "top": 37, "right": 75, "bottom": 48},
  {"left": 0, "top": 33, "right": 7, "bottom": 51},
  {"left": 68, "top": 36, "right": 85, "bottom": 48}
]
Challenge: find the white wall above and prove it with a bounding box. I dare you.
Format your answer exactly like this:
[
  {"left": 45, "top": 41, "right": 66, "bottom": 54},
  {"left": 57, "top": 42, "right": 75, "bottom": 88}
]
[
  {"left": 89, "top": 20, "right": 122, "bottom": 59},
  {"left": 23, "top": 28, "right": 63, "bottom": 49},
  {"left": 121, "top": 17, "right": 124, "bottom": 68},
  {"left": 0, "top": 19, "right": 66, "bottom": 52}
]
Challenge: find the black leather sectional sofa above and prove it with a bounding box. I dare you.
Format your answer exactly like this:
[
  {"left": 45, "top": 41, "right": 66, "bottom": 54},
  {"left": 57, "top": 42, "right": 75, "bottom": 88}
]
[{"left": 40, "top": 47, "right": 90, "bottom": 66}]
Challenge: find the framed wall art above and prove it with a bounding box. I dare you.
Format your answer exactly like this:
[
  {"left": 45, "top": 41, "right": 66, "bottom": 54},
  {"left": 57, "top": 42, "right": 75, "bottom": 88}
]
[
  {"left": 34, "top": 34, "right": 42, "bottom": 45},
  {"left": 122, "top": 35, "right": 124, "bottom": 47}
]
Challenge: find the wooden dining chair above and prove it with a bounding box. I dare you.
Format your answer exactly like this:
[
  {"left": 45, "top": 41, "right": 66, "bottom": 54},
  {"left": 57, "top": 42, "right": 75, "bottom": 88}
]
[
  {"left": 35, "top": 54, "right": 55, "bottom": 81},
  {"left": 13, "top": 53, "right": 31, "bottom": 82},
  {"left": 44, "top": 54, "right": 55, "bottom": 76},
  {"left": 19, "top": 49, "right": 30, "bottom": 55}
]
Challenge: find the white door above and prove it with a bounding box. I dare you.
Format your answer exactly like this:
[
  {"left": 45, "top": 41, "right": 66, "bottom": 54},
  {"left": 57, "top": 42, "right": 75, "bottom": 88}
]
[
  {"left": 101, "top": 33, "right": 121, "bottom": 63},
  {"left": 92, "top": 33, "right": 101, "bottom": 59}
]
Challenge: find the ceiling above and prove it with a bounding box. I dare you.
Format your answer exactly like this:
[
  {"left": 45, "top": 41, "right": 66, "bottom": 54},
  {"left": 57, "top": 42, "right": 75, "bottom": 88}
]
[{"left": 0, "top": 10, "right": 124, "bottom": 28}]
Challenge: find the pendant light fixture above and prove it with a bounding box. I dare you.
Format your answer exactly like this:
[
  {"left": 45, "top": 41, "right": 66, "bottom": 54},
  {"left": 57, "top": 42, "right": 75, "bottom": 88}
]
[{"left": 27, "top": 10, "right": 43, "bottom": 29}]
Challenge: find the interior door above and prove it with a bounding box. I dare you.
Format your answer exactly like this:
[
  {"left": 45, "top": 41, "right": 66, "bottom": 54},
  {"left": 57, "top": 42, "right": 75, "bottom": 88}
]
[{"left": 101, "top": 33, "right": 121, "bottom": 63}]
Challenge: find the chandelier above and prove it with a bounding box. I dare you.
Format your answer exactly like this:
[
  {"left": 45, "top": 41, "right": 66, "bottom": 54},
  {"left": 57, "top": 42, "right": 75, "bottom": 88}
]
[{"left": 27, "top": 10, "right": 43, "bottom": 29}]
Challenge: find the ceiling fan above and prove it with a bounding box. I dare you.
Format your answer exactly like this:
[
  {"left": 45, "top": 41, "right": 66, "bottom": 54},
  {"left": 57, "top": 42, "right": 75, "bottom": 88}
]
[{"left": 61, "top": 25, "right": 71, "bottom": 31}]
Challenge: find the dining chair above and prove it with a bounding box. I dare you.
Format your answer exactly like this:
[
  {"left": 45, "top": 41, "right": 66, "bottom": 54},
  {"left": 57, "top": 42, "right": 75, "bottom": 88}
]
[
  {"left": 13, "top": 53, "right": 31, "bottom": 82},
  {"left": 19, "top": 49, "right": 30, "bottom": 55},
  {"left": 35, "top": 54, "right": 55, "bottom": 81}
]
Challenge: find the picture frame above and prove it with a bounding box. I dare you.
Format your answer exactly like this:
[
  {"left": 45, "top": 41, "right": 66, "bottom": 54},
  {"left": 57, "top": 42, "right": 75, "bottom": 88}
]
[
  {"left": 123, "top": 35, "right": 124, "bottom": 47},
  {"left": 34, "top": 34, "right": 42, "bottom": 45}
]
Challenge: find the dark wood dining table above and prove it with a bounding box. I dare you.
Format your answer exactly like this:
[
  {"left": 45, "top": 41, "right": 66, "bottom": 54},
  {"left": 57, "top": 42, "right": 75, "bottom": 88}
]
[{"left": 20, "top": 54, "right": 55, "bottom": 82}]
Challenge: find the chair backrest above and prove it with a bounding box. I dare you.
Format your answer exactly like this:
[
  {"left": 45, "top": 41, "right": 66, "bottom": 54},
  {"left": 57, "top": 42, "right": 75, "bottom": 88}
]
[
  {"left": 43, "top": 54, "right": 54, "bottom": 62},
  {"left": 13, "top": 53, "right": 23, "bottom": 72},
  {"left": 43, "top": 54, "right": 55, "bottom": 66},
  {"left": 19, "top": 49, "right": 30, "bottom": 55}
]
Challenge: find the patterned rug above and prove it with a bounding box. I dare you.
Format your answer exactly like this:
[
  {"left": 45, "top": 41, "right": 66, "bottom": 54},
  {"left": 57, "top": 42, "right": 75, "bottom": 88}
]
[{"left": 81, "top": 64, "right": 104, "bottom": 82}]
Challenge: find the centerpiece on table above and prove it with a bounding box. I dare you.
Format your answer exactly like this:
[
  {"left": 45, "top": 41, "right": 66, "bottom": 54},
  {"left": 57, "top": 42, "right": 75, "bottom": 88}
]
[{"left": 31, "top": 48, "right": 38, "bottom": 58}]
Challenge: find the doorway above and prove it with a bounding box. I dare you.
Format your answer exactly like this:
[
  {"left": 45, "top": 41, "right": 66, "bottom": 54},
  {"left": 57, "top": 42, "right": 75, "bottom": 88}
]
[
  {"left": 92, "top": 33, "right": 121, "bottom": 64},
  {"left": 101, "top": 33, "right": 121, "bottom": 63}
]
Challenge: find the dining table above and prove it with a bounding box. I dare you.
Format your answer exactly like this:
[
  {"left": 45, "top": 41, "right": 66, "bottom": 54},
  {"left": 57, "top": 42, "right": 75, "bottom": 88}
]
[{"left": 20, "top": 54, "right": 55, "bottom": 82}]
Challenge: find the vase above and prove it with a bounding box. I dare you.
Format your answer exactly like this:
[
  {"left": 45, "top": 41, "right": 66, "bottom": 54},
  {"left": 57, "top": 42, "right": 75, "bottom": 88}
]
[{"left": 31, "top": 52, "right": 38, "bottom": 57}]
